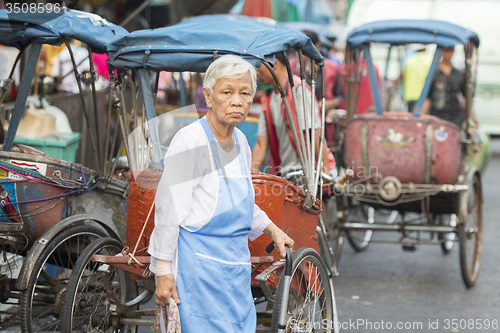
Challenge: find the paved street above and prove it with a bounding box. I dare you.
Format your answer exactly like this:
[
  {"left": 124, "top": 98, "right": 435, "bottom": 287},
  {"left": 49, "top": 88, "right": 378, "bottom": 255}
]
[{"left": 332, "top": 138, "right": 500, "bottom": 333}]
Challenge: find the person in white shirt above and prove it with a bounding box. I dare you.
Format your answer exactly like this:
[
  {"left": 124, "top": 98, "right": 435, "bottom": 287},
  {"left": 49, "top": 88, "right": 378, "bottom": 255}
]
[
  {"left": 148, "top": 55, "right": 294, "bottom": 333},
  {"left": 51, "top": 39, "right": 89, "bottom": 93}
]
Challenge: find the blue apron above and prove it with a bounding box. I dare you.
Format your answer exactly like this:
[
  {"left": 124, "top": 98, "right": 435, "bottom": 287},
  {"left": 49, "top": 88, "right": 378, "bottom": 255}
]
[{"left": 176, "top": 117, "right": 256, "bottom": 332}]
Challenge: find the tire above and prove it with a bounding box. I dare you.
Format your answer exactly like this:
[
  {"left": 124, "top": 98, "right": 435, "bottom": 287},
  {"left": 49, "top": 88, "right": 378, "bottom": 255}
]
[
  {"left": 61, "top": 237, "right": 138, "bottom": 332},
  {"left": 437, "top": 214, "right": 456, "bottom": 254},
  {"left": 322, "top": 196, "right": 344, "bottom": 271},
  {"left": 20, "top": 224, "right": 107, "bottom": 333},
  {"left": 346, "top": 204, "right": 373, "bottom": 252},
  {"left": 459, "top": 175, "right": 483, "bottom": 288},
  {"left": 272, "top": 247, "right": 338, "bottom": 332}
]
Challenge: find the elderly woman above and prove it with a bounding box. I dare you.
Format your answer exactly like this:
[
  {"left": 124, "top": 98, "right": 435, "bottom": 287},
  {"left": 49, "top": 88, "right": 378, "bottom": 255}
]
[{"left": 148, "top": 55, "right": 294, "bottom": 332}]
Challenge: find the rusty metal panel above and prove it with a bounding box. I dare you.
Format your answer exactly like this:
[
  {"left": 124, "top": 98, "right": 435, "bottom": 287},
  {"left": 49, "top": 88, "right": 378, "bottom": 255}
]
[{"left": 344, "top": 112, "right": 463, "bottom": 185}]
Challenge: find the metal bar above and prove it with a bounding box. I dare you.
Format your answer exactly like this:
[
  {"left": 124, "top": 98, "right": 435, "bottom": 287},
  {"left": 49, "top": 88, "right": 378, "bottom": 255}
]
[
  {"left": 3, "top": 43, "right": 42, "bottom": 151},
  {"left": 92, "top": 254, "right": 150, "bottom": 264},
  {"left": 361, "top": 44, "right": 384, "bottom": 115},
  {"left": 309, "top": 59, "right": 316, "bottom": 193},
  {"left": 283, "top": 52, "right": 309, "bottom": 177},
  {"left": 137, "top": 68, "right": 163, "bottom": 170},
  {"left": 414, "top": 47, "right": 443, "bottom": 117},
  {"left": 64, "top": 41, "right": 100, "bottom": 169},
  {"left": 297, "top": 50, "right": 311, "bottom": 178},
  {"left": 262, "top": 61, "right": 308, "bottom": 186},
  {"left": 313, "top": 66, "right": 326, "bottom": 200},
  {"left": 342, "top": 222, "right": 457, "bottom": 233},
  {"left": 0, "top": 223, "right": 23, "bottom": 232},
  {"left": 250, "top": 256, "right": 275, "bottom": 264},
  {"left": 278, "top": 246, "right": 293, "bottom": 333},
  {"left": 87, "top": 45, "right": 102, "bottom": 170},
  {"left": 119, "top": 318, "right": 155, "bottom": 325}
]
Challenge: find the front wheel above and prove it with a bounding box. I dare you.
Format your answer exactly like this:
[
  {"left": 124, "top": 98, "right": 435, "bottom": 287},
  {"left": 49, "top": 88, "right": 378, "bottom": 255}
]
[
  {"left": 61, "top": 237, "right": 138, "bottom": 332},
  {"left": 271, "top": 247, "right": 338, "bottom": 332},
  {"left": 20, "top": 224, "right": 108, "bottom": 332},
  {"left": 459, "top": 175, "right": 483, "bottom": 288}
]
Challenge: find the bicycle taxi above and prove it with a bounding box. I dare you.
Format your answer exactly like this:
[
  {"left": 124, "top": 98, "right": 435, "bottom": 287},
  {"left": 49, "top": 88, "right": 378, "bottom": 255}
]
[
  {"left": 332, "top": 19, "right": 484, "bottom": 287},
  {"left": 0, "top": 9, "right": 129, "bottom": 331},
  {"left": 60, "top": 14, "right": 340, "bottom": 332}
]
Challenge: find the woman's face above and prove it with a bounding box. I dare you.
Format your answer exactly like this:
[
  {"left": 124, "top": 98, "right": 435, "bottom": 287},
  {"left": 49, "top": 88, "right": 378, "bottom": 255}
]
[{"left": 203, "top": 73, "right": 253, "bottom": 127}]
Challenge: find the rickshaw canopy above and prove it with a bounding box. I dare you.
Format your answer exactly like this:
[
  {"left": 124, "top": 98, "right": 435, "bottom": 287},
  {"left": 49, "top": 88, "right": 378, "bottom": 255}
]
[
  {"left": 108, "top": 14, "right": 324, "bottom": 72},
  {"left": 0, "top": 9, "right": 128, "bottom": 52},
  {"left": 347, "top": 19, "right": 480, "bottom": 48}
]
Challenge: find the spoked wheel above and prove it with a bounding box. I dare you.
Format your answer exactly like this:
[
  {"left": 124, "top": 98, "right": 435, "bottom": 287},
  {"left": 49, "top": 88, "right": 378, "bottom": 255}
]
[
  {"left": 320, "top": 196, "right": 344, "bottom": 274},
  {"left": 272, "top": 248, "right": 338, "bottom": 333},
  {"left": 437, "top": 214, "right": 457, "bottom": 254},
  {"left": 458, "top": 175, "right": 483, "bottom": 288},
  {"left": 345, "top": 204, "right": 374, "bottom": 252},
  {"left": 20, "top": 224, "right": 108, "bottom": 332},
  {"left": 61, "top": 237, "right": 138, "bottom": 332}
]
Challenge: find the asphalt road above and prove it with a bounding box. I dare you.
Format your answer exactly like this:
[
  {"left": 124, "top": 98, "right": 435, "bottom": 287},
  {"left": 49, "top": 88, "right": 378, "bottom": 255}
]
[{"left": 332, "top": 138, "right": 500, "bottom": 333}]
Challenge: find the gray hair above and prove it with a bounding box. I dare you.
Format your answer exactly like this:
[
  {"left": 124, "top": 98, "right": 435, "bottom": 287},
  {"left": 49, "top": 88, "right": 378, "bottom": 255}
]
[{"left": 203, "top": 55, "right": 257, "bottom": 96}]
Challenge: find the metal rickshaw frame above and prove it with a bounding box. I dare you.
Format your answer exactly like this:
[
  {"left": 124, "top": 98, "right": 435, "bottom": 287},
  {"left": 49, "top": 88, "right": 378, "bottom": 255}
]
[
  {"left": 332, "top": 19, "right": 483, "bottom": 288},
  {"left": 0, "top": 9, "right": 130, "bottom": 331},
  {"left": 59, "top": 14, "right": 341, "bottom": 332}
]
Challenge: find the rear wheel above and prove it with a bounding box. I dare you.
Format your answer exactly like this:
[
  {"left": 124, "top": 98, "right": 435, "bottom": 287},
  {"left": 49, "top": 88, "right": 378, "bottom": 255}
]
[
  {"left": 61, "top": 237, "right": 138, "bottom": 332},
  {"left": 346, "top": 204, "right": 373, "bottom": 252},
  {"left": 20, "top": 224, "right": 107, "bottom": 332},
  {"left": 272, "top": 247, "right": 338, "bottom": 332},
  {"left": 459, "top": 175, "right": 483, "bottom": 288}
]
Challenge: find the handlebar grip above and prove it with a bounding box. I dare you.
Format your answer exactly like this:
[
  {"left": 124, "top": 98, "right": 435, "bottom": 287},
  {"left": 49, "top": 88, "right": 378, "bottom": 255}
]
[
  {"left": 265, "top": 241, "right": 275, "bottom": 254},
  {"left": 284, "top": 245, "right": 292, "bottom": 277}
]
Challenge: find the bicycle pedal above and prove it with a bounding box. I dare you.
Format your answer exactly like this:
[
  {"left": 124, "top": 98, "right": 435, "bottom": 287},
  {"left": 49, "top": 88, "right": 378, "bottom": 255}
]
[{"left": 401, "top": 241, "right": 418, "bottom": 252}]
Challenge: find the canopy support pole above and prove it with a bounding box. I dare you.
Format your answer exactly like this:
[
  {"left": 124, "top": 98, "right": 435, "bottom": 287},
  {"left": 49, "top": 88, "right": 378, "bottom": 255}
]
[
  {"left": 137, "top": 68, "right": 163, "bottom": 170},
  {"left": 413, "top": 47, "right": 442, "bottom": 117},
  {"left": 3, "top": 43, "right": 42, "bottom": 151},
  {"left": 361, "top": 44, "right": 383, "bottom": 116}
]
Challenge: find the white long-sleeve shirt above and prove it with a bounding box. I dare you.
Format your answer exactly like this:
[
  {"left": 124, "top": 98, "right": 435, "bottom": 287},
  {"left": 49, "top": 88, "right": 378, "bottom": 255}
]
[{"left": 148, "top": 119, "right": 271, "bottom": 268}]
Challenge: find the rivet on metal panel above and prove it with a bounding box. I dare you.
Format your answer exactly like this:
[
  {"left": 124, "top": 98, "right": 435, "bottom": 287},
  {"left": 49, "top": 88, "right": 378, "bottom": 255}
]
[{"left": 38, "top": 238, "right": 49, "bottom": 245}]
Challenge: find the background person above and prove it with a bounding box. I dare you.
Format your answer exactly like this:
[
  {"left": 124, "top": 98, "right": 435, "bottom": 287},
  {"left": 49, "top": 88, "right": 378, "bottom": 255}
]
[
  {"left": 422, "top": 47, "right": 467, "bottom": 127},
  {"left": 403, "top": 44, "right": 433, "bottom": 113},
  {"left": 148, "top": 55, "right": 294, "bottom": 333}
]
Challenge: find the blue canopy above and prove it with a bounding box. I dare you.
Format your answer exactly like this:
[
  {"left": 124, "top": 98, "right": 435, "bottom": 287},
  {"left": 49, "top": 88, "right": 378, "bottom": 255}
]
[
  {"left": 0, "top": 9, "right": 128, "bottom": 52},
  {"left": 347, "top": 19, "right": 479, "bottom": 48},
  {"left": 108, "top": 14, "right": 324, "bottom": 72}
]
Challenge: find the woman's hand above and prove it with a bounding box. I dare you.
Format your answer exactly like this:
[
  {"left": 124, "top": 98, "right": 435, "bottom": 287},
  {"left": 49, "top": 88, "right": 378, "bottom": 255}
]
[
  {"left": 264, "top": 222, "right": 294, "bottom": 258},
  {"left": 156, "top": 274, "right": 180, "bottom": 306}
]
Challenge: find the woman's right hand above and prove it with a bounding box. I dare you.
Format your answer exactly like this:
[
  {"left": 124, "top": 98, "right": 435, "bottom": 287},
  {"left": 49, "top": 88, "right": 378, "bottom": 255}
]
[{"left": 156, "top": 274, "right": 181, "bottom": 306}]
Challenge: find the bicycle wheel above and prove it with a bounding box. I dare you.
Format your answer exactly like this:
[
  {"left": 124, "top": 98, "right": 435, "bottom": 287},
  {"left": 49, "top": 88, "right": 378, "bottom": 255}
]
[
  {"left": 272, "top": 247, "right": 338, "bottom": 332},
  {"left": 346, "top": 204, "right": 373, "bottom": 252},
  {"left": 321, "top": 196, "right": 344, "bottom": 273},
  {"left": 61, "top": 237, "right": 138, "bottom": 332},
  {"left": 20, "top": 224, "right": 107, "bottom": 332},
  {"left": 459, "top": 175, "right": 483, "bottom": 288}
]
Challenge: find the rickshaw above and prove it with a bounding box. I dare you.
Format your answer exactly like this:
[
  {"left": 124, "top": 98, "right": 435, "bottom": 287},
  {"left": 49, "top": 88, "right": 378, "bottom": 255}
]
[
  {"left": 332, "top": 19, "right": 484, "bottom": 287},
  {"left": 0, "top": 9, "right": 129, "bottom": 331},
  {"left": 59, "top": 14, "right": 340, "bottom": 332}
]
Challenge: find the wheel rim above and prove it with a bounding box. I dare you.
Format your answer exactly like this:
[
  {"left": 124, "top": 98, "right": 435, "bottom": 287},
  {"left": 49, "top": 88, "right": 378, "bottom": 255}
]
[
  {"left": 23, "top": 228, "right": 104, "bottom": 332},
  {"left": 462, "top": 179, "right": 483, "bottom": 284},
  {"left": 68, "top": 241, "right": 135, "bottom": 332},
  {"left": 285, "top": 256, "right": 333, "bottom": 332}
]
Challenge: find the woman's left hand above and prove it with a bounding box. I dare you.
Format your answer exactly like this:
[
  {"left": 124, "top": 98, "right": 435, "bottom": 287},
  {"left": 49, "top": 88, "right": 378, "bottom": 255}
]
[{"left": 264, "top": 222, "right": 294, "bottom": 258}]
